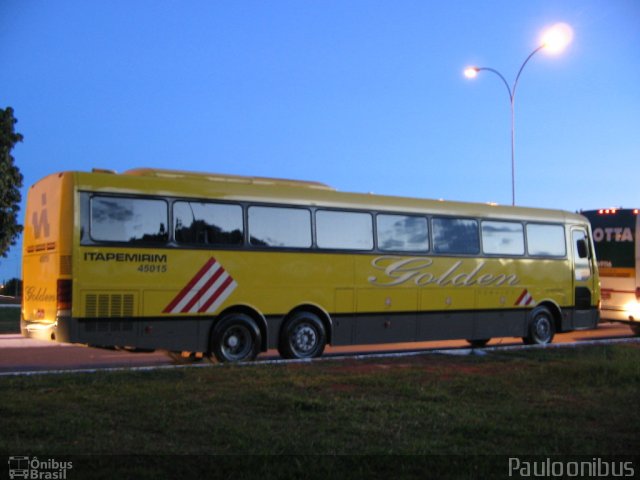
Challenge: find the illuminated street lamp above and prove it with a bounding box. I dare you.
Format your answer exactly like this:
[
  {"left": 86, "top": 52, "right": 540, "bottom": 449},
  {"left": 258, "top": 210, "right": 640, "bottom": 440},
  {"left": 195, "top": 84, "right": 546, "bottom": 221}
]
[{"left": 464, "top": 23, "right": 573, "bottom": 206}]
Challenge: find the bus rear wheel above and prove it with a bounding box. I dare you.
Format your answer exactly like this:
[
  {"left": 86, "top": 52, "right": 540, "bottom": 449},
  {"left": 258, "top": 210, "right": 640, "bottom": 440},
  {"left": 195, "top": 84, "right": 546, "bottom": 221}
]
[
  {"left": 523, "top": 306, "right": 555, "bottom": 345},
  {"left": 211, "top": 313, "right": 261, "bottom": 363},
  {"left": 278, "top": 311, "right": 327, "bottom": 360}
]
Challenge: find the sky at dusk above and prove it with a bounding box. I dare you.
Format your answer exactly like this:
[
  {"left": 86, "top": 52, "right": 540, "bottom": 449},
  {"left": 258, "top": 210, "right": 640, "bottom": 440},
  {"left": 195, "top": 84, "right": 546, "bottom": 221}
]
[{"left": 1, "top": 0, "right": 639, "bottom": 280}]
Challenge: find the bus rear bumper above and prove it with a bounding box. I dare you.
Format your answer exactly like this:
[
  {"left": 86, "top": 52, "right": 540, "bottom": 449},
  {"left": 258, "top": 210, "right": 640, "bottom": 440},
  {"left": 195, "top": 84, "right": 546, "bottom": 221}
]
[
  {"left": 20, "top": 314, "right": 78, "bottom": 344},
  {"left": 21, "top": 312, "right": 92, "bottom": 344},
  {"left": 23, "top": 316, "right": 215, "bottom": 352},
  {"left": 20, "top": 318, "right": 59, "bottom": 343},
  {"left": 600, "top": 306, "right": 640, "bottom": 324}
]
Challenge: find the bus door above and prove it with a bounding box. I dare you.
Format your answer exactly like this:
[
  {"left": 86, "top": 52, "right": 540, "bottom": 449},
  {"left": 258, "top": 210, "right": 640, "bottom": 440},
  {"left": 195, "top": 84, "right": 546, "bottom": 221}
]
[{"left": 571, "top": 227, "right": 596, "bottom": 328}]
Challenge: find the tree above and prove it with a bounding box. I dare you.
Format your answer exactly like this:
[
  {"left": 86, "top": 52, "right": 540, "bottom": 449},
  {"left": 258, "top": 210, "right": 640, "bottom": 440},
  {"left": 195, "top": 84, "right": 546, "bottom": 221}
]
[{"left": 0, "top": 107, "right": 24, "bottom": 258}]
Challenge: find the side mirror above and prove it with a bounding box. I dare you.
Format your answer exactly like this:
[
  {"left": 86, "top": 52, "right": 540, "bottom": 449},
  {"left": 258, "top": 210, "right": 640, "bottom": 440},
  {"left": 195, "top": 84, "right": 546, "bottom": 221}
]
[{"left": 577, "top": 239, "right": 588, "bottom": 259}]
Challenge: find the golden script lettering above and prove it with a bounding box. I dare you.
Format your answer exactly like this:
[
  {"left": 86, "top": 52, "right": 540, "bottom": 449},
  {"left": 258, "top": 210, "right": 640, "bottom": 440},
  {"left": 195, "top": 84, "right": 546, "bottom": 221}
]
[{"left": 367, "top": 256, "right": 519, "bottom": 287}]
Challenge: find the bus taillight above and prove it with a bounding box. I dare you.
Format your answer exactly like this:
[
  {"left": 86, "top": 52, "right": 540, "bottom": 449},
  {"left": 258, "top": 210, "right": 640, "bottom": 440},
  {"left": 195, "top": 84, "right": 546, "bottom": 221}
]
[
  {"left": 636, "top": 288, "right": 640, "bottom": 301},
  {"left": 57, "top": 279, "right": 72, "bottom": 313}
]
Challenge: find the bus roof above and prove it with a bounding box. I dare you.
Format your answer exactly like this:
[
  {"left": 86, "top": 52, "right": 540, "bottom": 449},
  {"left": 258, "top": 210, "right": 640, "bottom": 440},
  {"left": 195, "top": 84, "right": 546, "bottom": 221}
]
[
  {"left": 582, "top": 208, "right": 639, "bottom": 215},
  {"left": 58, "top": 168, "right": 588, "bottom": 224},
  {"left": 124, "top": 168, "right": 335, "bottom": 191}
]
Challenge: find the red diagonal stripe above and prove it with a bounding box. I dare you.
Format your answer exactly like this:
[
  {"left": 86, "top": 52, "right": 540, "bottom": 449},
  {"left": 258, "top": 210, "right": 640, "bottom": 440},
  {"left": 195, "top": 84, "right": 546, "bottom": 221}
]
[
  {"left": 515, "top": 289, "right": 528, "bottom": 306},
  {"left": 525, "top": 295, "right": 534, "bottom": 306},
  {"left": 180, "top": 265, "right": 225, "bottom": 313},
  {"left": 198, "top": 276, "right": 234, "bottom": 313},
  {"left": 163, "top": 257, "right": 217, "bottom": 313}
]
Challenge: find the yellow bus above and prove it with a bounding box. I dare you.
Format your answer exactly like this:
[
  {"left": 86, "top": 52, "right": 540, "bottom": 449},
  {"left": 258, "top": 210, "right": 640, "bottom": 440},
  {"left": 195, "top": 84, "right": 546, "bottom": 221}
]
[{"left": 22, "top": 168, "right": 600, "bottom": 362}]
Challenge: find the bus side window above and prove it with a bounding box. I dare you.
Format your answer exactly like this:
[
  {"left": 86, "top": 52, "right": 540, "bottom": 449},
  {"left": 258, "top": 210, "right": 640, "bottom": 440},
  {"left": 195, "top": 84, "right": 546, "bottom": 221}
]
[
  {"left": 432, "top": 217, "right": 479, "bottom": 255},
  {"left": 90, "top": 196, "right": 168, "bottom": 244},
  {"left": 481, "top": 221, "right": 525, "bottom": 256},
  {"left": 526, "top": 224, "right": 566, "bottom": 257},
  {"left": 174, "top": 201, "right": 243, "bottom": 246},
  {"left": 316, "top": 210, "right": 373, "bottom": 250},
  {"left": 248, "top": 206, "right": 312, "bottom": 248},
  {"left": 377, "top": 214, "right": 429, "bottom": 252}
]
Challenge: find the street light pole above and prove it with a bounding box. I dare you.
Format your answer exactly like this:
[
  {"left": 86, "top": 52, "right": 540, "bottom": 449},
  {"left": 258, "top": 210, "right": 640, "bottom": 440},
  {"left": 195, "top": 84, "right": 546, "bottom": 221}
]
[
  {"left": 468, "top": 45, "right": 544, "bottom": 206},
  {"left": 464, "top": 23, "right": 573, "bottom": 206}
]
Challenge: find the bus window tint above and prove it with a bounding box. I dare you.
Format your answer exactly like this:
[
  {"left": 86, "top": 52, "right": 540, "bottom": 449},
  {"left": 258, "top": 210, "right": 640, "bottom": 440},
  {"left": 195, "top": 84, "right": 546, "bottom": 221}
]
[
  {"left": 527, "top": 224, "right": 566, "bottom": 256},
  {"left": 91, "top": 196, "right": 168, "bottom": 243},
  {"left": 377, "top": 214, "right": 428, "bottom": 252},
  {"left": 432, "top": 217, "right": 479, "bottom": 254},
  {"left": 249, "top": 206, "right": 311, "bottom": 248},
  {"left": 174, "top": 202, "right": 243, "bottom": 245},
  {"left": 481, "top": 221, "right": 524, "bottom": 255},
  {"left": 316, "top": 211, "right": 373, "bottom": 250}
]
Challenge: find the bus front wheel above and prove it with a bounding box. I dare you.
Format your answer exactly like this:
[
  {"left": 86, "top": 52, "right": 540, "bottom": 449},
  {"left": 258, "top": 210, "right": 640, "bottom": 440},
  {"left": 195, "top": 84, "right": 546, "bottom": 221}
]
[
  {"left": 523, "top": 306, "right": 555, "bottom": 345},
  {"left": 211, "top": 313, "right": 261, "bottom": 363},
  {"left": 278, "top": 311, "right": 327, "bottom": 360}
]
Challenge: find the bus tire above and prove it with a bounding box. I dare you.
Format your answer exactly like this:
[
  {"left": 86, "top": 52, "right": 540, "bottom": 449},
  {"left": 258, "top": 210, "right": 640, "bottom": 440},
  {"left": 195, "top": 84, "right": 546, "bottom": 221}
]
[
  {"left": 522, "top": 306, "right": 555, "bottom": 345},
  {"left": 278, "top": 311, "right": 327, "bottom": 360},
  {"left": 467, "top": 339, "right": 490, "bottom": 348},
  {"left": 630, "top": 324, "right": 640, "bottom": 336},
  {"left": 211, "top": 313, "right": 261, "bottom": 363}
]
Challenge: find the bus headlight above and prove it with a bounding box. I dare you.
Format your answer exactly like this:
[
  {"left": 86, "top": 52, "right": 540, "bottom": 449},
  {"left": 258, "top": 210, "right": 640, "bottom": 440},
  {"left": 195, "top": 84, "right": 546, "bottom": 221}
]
[{"left": 624, "top": 301, "right": 640, "bottom": 322}]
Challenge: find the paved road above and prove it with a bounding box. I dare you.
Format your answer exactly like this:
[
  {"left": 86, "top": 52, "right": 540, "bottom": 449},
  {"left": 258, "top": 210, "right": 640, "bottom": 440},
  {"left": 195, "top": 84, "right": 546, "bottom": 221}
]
[{"left": 0, "top": 322, "right": 635, "bottom": 374}]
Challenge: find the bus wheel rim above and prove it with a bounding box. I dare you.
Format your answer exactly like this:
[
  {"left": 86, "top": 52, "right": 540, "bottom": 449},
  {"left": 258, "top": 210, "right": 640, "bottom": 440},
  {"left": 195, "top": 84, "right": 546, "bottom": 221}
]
[
  {"left": 292, "top": 324, "right": 317, "bottom": 353},
  {"left": 535, "top": 317, "right": 551, "bottom": 341},
  {"left": 222, "top": 326, "right": 252, "bottom": 360}
]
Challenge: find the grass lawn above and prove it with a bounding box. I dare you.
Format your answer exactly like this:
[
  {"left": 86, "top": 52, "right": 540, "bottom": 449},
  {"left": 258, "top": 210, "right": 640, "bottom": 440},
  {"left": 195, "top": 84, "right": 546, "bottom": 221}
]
[{"left": 1, "top": 343, "right": 639, "bottom": 478}]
